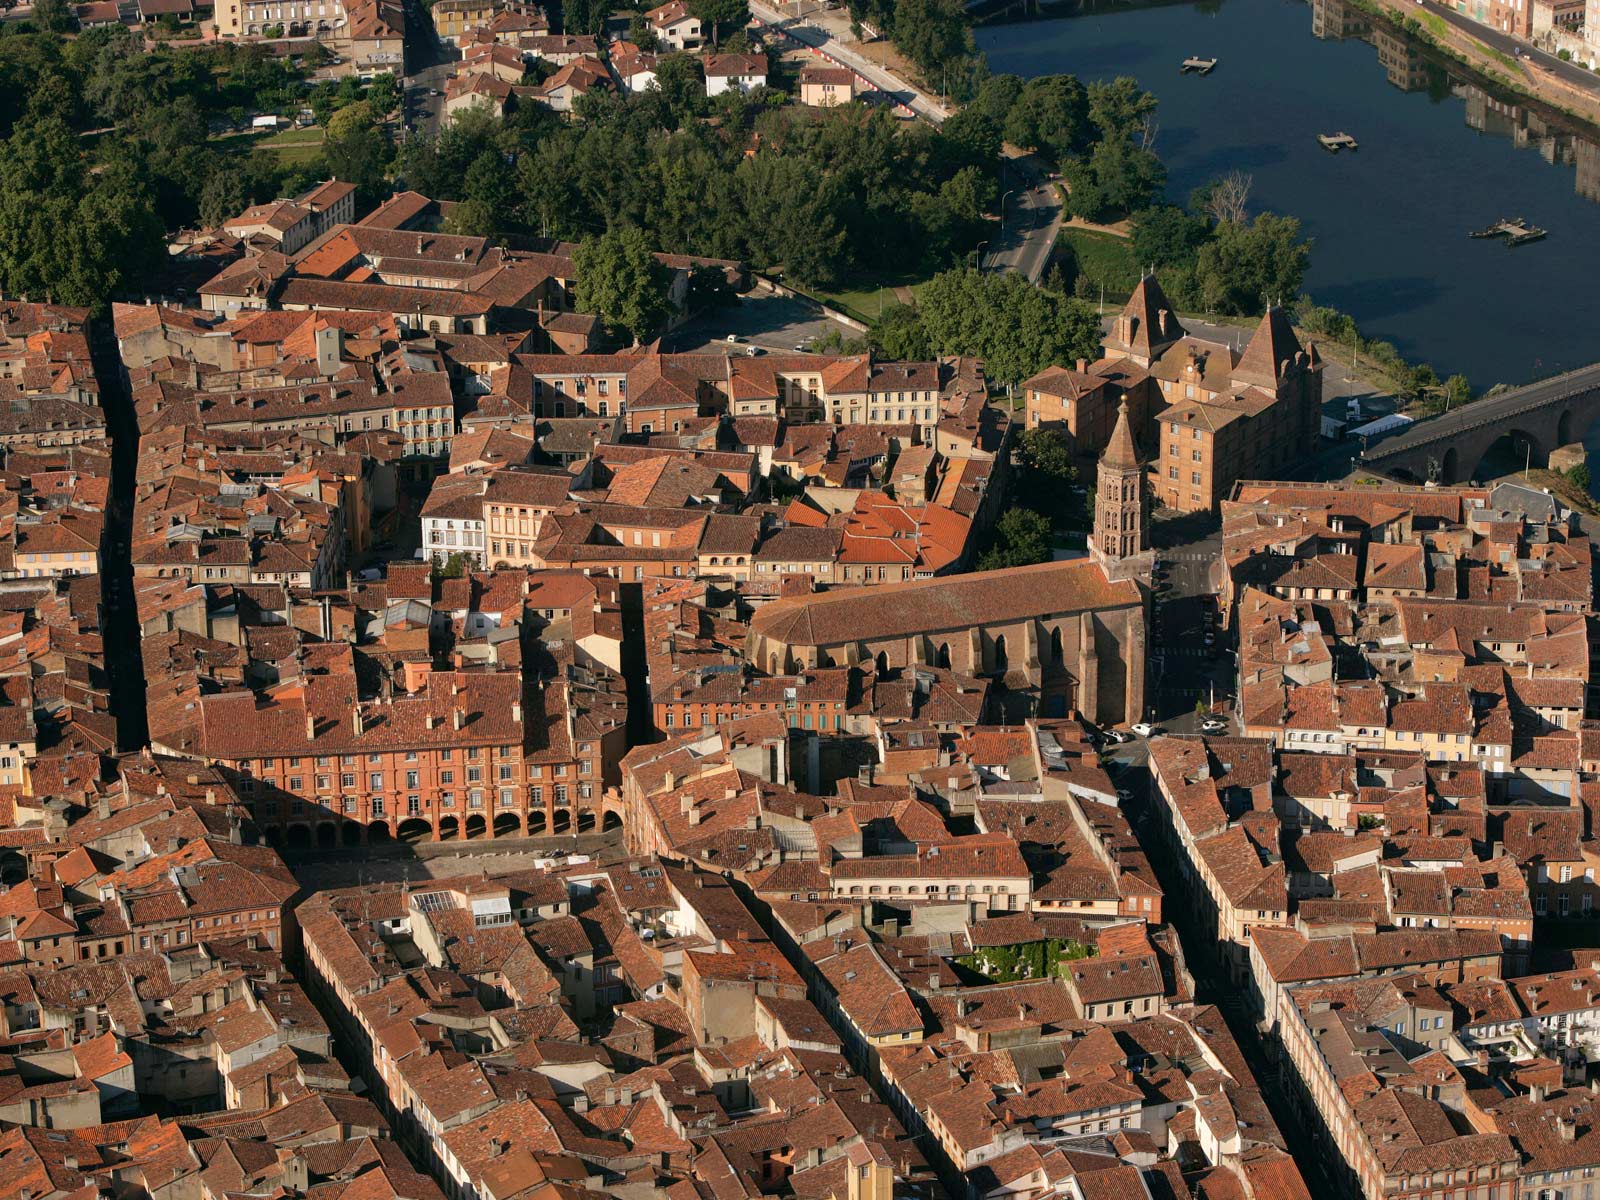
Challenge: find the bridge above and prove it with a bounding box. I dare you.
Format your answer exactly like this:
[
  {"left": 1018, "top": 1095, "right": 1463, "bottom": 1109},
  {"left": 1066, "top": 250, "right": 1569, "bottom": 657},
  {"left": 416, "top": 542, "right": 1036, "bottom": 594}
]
[{"left": 1360, "top": 361, "right": 1600, "bottom": 484}]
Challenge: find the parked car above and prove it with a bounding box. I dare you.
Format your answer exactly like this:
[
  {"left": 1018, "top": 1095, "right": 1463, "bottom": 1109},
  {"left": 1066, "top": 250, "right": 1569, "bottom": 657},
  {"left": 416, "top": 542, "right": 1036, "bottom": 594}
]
[
  {"left": 725, "top": 334, "right": 743, "bottom": 343},
  {"left": 1103, "top": 729, "right": 1131, "bottom": 744},
  {"left": 1201, "top": 718, "right": 1228, "bottom": 735},
  {"left": 1132, "top": 722, "right": 1157, "bottom": 737},
  {"left": 1115, "top": 788, "right": 1134, "bottom": 803},
  {"left": 746, "top": 345, "right": 764, "bottom": 356},
  {"left": 794, "top": 342, "right": 810, "bottom": 352}
]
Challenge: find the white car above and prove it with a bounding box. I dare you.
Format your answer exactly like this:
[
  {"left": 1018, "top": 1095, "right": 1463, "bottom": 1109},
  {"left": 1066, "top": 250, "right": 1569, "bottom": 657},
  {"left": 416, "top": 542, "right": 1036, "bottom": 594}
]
[
  {"left": 1131, "top": 722, "right": 1156, "bottom": 737},
  {"left": 1103, "top": 729, "right": 1131, "bottom": 744},
  {"left": 1202, "top": 719, "right": 1228, "bottom": 735},
  {"left": 725, "top": 334, "right": 743, "bottom": 343}
]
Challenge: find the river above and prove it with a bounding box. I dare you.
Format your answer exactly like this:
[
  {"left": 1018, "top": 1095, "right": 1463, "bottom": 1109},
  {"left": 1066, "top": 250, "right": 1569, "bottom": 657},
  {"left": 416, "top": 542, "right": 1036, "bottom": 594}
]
[{"left": 977, "top": 0, "right": 1600, "bottom": 391}]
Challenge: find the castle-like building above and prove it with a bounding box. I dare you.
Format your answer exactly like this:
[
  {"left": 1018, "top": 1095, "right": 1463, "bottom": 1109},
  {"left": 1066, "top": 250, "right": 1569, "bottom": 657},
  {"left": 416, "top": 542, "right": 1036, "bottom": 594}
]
[{"left": 1024, "top": 274, "right": 1324, "bottom": 513}]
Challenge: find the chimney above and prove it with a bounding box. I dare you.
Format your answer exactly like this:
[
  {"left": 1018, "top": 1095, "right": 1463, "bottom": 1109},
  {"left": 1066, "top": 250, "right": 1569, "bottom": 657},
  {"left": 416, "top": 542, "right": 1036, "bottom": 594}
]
[
  {"left": 1558, "top": 1117, "right": 1577, "bottom": 1142},
  {"left": 453, "top": 708, "right": 464, "bottom": 731},
  {"left": 1531, "top": 1082, "right": 1549, "bottom": 1102},
  {"left": 512, "top": 701, "right": 522, "bottom": 724},
  {"left": 352, "top": 708, "right": 363, "bottom": 736},
  {"left": 306, "top": 712, "right": 316, "bottom": 741},
  {"left": 1077, "top": 358, "right": 1087, "bottom": 373}
]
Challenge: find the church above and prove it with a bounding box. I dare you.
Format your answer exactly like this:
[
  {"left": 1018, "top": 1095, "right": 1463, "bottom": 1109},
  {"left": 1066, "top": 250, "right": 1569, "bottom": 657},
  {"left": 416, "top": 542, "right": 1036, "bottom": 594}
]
[{"left": 746, "top": 428, "right": 1154, "bottom": 726}]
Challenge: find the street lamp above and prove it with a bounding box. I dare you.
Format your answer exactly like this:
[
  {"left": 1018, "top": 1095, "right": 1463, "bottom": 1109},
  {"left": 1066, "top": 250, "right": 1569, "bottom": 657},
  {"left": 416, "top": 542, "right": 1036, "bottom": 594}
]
[
  {"left": 999, "top": 189, "right": 1016, "bottom": 232},
  {"left": 972, "top": 240, "right": 989, "bottom": 270}
]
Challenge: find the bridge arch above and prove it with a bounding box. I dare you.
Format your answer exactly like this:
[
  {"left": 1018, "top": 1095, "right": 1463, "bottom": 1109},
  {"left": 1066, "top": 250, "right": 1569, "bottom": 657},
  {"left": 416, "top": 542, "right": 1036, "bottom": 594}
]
[
  {"left": 1472, "top": 427, "right": 1545, "bottom": 482},
  {"left": 1559, "top": 408, "right": 1574, "bottom": 447},
  {"left": 1440, "top": 447, "right": 1459, "bottom": 485}
]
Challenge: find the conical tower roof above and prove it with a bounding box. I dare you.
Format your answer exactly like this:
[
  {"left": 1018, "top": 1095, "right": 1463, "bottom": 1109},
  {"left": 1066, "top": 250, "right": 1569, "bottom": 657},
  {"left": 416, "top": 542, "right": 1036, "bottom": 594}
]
[
  {"left": 1233, "top": 305, "right": 1304, "bottom": 390},
  {"left": 1105, "top": 274, "right": 1185, "bottom": 360},
  {"left": 1101, "top": 400, "right": 1140, "bottom": 472}
]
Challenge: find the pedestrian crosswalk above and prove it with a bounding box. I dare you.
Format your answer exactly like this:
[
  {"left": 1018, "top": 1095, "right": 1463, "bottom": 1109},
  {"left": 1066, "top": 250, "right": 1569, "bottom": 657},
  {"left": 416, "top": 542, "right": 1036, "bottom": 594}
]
[{"left": 1160, "top": 551, "right": 1217, "bottom": 563}]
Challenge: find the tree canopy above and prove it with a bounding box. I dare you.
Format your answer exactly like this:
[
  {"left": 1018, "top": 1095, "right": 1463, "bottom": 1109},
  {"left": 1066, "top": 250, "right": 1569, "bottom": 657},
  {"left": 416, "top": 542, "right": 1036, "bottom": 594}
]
[
  {"left": 573, "top": 226, "right": 674, "bottom": 344},
  {"left": 871, "top": 268, "right": 1100, "bottom": 383}
]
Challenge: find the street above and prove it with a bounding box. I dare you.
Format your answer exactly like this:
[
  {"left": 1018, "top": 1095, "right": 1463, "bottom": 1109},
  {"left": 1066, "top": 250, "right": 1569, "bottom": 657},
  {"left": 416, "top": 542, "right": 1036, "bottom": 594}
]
[
  {"left": 1419, "top": 0, "right": 1600, "bottom": 97},
  {"left": 982, "top": 154, "right": 1063, "bottom": 283}
]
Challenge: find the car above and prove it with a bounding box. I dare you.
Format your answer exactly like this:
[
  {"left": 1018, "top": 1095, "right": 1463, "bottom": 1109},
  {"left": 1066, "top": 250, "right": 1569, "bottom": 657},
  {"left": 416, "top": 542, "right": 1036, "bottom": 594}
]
[
  {"left": 1203, "top": 632, "right": 1216, "bottom": 646},
  {"left": 1103, "top": 729, "right": 1131, "bottom": 744},
  {"left": 1115, "top": 788, "right": 1134, "bottom": 803},
  {"left": 1131, "top": 722, "right": 1157, "bottom": 737},
  {"left": 794, "top": 342, "right": 810, "bottom": 352},
  {"left": 1201, "top": 718, "right": 1228, "bottom": 734},
  {"left": 725, "top": 334, "right": 743, "bottom": 344},
  {"left": 746, "top": 345, "right": 765, "bottom": 356},
  {"left": 355, "top": 566, "right": 384, "bottom": 582}
]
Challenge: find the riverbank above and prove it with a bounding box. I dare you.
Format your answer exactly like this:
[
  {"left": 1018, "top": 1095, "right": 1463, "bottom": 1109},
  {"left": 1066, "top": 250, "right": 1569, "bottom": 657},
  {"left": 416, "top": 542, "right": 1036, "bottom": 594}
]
[{"left": 1352, "top": 0, "right": 1600, "bottom": 130}]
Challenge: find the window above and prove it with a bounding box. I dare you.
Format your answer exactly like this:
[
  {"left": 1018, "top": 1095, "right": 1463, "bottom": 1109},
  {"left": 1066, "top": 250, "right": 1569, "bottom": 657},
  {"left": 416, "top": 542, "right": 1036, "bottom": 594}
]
[
  {"left": 406, "top": 770, "right": 419, "bottom": 789},
  {"left": 368, "top": 772, "right": 383, "bottom": 791}
]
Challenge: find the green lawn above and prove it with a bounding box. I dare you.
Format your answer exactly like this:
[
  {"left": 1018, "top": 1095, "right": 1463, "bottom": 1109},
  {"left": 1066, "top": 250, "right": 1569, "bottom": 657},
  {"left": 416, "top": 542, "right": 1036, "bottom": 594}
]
[
  {"left": 1057, "top": 227, "right": 1141, "bottom": 300},
  {"left": 813, "top": 272, "right": 933, "bottom": 325},
  {"left": 249, "top": 125, "right": 327, "bottom": 166}
]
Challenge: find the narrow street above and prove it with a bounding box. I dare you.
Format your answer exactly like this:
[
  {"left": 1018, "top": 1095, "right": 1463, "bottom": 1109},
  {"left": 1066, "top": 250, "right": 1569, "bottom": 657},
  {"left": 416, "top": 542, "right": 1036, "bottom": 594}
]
[
  {"left": 1111, "top": 752, "right": 1354, "bottom": 1200},
  {"left": 89, "top": 323, "right": 148, "bottom": 752}
]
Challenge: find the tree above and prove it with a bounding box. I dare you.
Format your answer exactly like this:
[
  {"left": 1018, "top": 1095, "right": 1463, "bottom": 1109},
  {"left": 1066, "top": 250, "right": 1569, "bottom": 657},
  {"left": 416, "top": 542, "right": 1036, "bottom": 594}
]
[
  {"left": 0, "top": 114, "right": 162, "bottom": 310},
  {"left": 870, "top": 303, "right": 933, "bottom": 361},
  {"left": 1002, "top": 75, "right": 1088, "bottom": 163},
  {"left": 1063, "top": 135, "right": 1164, "bottom": 223},
  {"left": 688, "top": 0, "right": 748, "bottom": 47},
  {"left": 572, "top": 225, "right": 673, "bottom": 344},
  {"left": 1568, "top": 462, "right": 1591, "bottom": 492},
  {"left": 937, "top": 106, "right": 1000, "bottom": 169},
  {"left": 1201, "top": 169, "right": 1252, "bottom": 226},
  {"left": 30, "top": 0, "right": 74, "bottom": 32},
  {"left": 322, "top": 99, "right": 391, "bottom": 197},
  {"left": 910, "top": 268, "right": 1101, "bottom": 383},
  {"left": 365, "top": 72, "right": 400, "bottom": 116},
  {"left": 978, "top": 507, "right": 1052, "bottom": 570},
  {"left": 1195, "top": 211, "right": 1311, "bottom": 315},
  {"left": 1130, "top": 205, "right": 1208, "bottom": 270},
  {"left": 627, "top": 13, "right": 660, "bottom": 48},
  {"left": 970, "top": 73, "right": 1022, "bottom": 126},
  {"left": 1086, "top": 76, "right": 1157, "bottom": 144},
  {"left": 649, "top": 52, "right": 707, "bottom": 126},
  {"left": 563, "top": 0, "right": 613, "bottom": 35},
  {"left": 938, "top": 163, "right": 995, "bottom": 223}
]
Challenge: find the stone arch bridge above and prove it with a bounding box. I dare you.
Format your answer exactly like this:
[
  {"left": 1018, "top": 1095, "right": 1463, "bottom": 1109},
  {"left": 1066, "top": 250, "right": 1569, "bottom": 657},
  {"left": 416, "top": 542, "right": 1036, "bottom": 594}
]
[{"left": 1360, "top": 363, "right": 1600, "bottom": 485}]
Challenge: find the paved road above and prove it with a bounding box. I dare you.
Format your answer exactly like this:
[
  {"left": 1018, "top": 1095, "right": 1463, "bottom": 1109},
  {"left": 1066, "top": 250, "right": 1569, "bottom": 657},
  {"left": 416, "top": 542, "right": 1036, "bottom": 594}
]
[
  {"left": 1419, "top": 0, "right": 1600, "bottom": 95},
  {"left": 984, "top": 155, "right": 1063, "bottom": 283},
  {"left": 749, "top": 1, "right": 948, "bottom": 122},
  {"left": 402, "top": 0, "right": 455, "bottom": 140}
]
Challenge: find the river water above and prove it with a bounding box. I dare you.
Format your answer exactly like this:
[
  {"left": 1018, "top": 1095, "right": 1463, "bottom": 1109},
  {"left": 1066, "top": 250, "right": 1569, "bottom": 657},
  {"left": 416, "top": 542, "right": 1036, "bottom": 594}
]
[{"left": 977, "top": 0, "right": 1600, "bottom": 390}]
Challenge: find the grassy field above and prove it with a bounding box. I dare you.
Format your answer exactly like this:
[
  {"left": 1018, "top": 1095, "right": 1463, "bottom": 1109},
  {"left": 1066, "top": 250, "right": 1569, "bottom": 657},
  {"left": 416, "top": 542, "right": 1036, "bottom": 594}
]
[
  {"left": 1057, "top": 227, "right": 1141, "bottom": 300},
  {"left": 249, "top": 125, "right": 326, "bottom": 166},
  {"left": 812, "top": 272, "right": 934, "bottom": 325}
]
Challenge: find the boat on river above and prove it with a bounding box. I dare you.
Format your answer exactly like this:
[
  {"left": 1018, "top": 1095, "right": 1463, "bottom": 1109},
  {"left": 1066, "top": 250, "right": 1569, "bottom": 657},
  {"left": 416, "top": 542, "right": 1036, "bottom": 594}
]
[
  {"left": 1470, "top": 216, "right": 1546, "bottom": 245},
  {"left": 1181, "top": 57, "right": 1217, "bottom": 74},
  {"left": 1318, "top": 132, "right": 1358, "bottom": 151}
]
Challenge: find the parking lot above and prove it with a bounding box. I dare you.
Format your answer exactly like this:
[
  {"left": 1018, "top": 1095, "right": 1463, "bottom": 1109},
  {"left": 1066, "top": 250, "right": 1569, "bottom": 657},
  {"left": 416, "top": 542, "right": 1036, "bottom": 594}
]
[{"left": 665, "top": 289, "right": 862, "bottom": 355}]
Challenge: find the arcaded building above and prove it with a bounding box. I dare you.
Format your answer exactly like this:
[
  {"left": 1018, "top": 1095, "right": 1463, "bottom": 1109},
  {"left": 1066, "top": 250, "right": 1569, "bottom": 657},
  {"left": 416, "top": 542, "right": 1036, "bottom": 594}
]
[{"left": 745, "top": 559, "right": 1146, "bottom": 726}]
